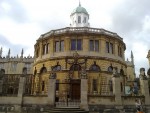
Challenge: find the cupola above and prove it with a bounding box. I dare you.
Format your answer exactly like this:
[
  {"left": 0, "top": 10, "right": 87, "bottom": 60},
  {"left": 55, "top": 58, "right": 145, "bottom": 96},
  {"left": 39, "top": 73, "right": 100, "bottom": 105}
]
[{"left": 70, "top": 2, "right": 90, "bottom": 27}]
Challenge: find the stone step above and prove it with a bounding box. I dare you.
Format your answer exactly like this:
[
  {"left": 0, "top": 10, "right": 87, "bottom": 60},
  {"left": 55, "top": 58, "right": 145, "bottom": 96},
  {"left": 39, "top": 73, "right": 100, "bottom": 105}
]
[{"left": 49, "top": 107, "right": 88, "bottom": 113}]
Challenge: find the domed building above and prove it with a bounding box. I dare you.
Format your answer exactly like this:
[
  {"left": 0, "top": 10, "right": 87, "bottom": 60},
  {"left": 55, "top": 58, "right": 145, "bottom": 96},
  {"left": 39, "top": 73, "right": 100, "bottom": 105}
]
[
  {"left": 0, "top": 2, "right": 150, "bottom": 113},
  {"left": 32, "top": 3, "right": 138, "bottom": 110}
]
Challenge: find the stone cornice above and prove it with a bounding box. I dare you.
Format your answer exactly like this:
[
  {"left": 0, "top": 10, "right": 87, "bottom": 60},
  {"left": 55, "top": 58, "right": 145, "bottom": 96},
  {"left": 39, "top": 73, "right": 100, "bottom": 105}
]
[{"left": 33, "top": 56, "right": 127, "bottom": 67}]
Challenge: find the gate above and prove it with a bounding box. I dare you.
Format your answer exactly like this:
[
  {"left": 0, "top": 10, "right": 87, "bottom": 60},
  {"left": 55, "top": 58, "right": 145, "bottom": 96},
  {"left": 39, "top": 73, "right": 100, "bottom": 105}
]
[{"left": 55, "top": 79, "right": 81, "bottom": 107}]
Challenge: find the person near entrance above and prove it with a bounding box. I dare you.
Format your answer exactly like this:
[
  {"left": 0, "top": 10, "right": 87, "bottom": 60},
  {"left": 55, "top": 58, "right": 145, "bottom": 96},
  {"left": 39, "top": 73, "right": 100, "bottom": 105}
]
[{"left": 135, "top": 99, "right": 144, "bottom": 113}]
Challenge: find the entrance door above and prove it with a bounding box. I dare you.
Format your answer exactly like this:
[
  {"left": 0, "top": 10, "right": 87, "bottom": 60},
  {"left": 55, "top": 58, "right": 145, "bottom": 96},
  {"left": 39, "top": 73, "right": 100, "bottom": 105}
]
[
  {"left": 71, "top": 79, "right": 80, "bottom": 100},
  {"left": 55, "top": 79, "right": 81, "bottom": 107}
]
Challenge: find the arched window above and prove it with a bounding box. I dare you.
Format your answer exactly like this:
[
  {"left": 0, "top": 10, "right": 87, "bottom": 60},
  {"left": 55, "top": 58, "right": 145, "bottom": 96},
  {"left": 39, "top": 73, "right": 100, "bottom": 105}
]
[
  {"left": 52, "top": 65, "right": 61, "bottom": 71},
  {"left": 108, "top": 66, "right": 113, "bottom": 72},
  {"left": 70, "top": 64, "right": 81, "bottom": 71},
  {"left": 22, "top": 67, "right": 27, "bottom": 75},
  {"left": 89, "top": 64, "right": 100, "bottom": 72},
  {"left": 40, "top": 67, "right": 47, "bottom": 74}
]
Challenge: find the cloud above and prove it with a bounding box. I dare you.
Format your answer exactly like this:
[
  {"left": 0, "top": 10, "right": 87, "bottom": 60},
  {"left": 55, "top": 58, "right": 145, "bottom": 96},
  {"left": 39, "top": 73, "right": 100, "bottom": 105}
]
[
  {"left": 109, "top": 0, "right": 150, "bottom": 74},
  {"left": 0, "top": 0, "right": 28, "bottom": 23},
  {"left": 0, "top": 34, "right": 28, "bottom": 57}
]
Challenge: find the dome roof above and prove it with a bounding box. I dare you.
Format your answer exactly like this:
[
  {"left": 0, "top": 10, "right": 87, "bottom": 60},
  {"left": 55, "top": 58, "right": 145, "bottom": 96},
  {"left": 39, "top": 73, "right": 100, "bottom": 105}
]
[{"left": 71, "top": 5, "right": 88, "bottom": 15}]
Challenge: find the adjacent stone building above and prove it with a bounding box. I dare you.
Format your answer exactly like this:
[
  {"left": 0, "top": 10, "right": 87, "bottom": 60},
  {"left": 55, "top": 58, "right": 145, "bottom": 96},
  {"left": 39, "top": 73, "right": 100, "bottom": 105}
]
[{"left": 0, "top": 3, "right": 150, "bottom": 113}]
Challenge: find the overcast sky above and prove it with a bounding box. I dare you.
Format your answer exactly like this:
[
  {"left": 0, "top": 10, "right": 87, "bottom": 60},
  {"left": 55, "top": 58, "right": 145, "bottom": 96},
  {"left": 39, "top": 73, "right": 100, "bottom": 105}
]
[{"left": 0, "top": 0, "right": 150, "bottom": 75}]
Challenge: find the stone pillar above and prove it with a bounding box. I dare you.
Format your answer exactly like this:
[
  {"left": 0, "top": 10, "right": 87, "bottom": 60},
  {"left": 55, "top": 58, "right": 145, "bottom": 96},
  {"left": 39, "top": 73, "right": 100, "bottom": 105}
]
[
  {"left": 17, "top": 76, "right": 26, "bottom": 113},
  {"left": 112, "top": 75, "right": 122, "bottom": 106},
  {"left": 0, "top": 80, "right": 3, "bottom": 94},
  {"left": 0, "top": 71, "right": 4, "bottom": 94},
  {"left": 140, "top": 79, "right": 150, "bottom": 105},
  {"left": 80, "top": 73, "right": 88, "bottom": 111},
  {"left": 47, "top": 73, "right": 56, "bottom": 106},
  {"left": 139, "top": 68, "right": 150, "bottom": 105},
  {"left": 18, "top": 76, "right": 26, "bottom": 97}
]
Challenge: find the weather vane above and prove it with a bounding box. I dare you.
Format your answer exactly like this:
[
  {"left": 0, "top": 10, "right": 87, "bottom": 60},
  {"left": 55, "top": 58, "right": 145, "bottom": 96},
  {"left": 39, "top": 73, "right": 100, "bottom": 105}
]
[{"left": 79, "top": 0, "right": 81, "bottom": 6}]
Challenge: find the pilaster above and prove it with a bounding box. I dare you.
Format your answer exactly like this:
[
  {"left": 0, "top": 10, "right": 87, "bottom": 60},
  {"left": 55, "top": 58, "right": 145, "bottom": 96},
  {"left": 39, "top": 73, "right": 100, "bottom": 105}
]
[
  {"left": 80, "top": 74, "right": 88, "bottom": 111},
  {"left": 47, "top": 73, "right": 56, "bottom": 106},
  {"left": 0, "top": 80, "right": 3, "bottom": 94},
  {"left": 18, "top": 76, "right": 26, "bottom": 98},
  {"left": 17, "top": 76, "right": 26, "bottom": 113},
  {"left": 112, "top": 75, "right": 122, "bottom": 106},
  {"left": 140, "top": 79, "right": 150, "bottom": 105}
]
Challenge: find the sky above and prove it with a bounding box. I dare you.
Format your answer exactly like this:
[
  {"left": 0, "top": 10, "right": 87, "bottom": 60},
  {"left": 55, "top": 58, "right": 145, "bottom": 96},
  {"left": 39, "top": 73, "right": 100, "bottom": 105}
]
[{"left": 0, "top": 0, "right": 150, "bottom": 75}]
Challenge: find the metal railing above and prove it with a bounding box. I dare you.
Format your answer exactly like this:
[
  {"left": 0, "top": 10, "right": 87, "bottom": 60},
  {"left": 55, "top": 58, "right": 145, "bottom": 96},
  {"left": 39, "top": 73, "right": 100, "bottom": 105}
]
[
  {"left": 88, "top": 83, "right": 113, "bottom": 96},
  {"left": 55, "top": 100, "right": 80, "bottom": 107}
]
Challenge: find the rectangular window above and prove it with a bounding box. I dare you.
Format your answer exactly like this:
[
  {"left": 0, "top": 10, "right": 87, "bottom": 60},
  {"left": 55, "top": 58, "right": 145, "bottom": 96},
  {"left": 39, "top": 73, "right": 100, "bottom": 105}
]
[
  {"left": 71, "top": 39, "right": 82, "bottom": 51},
  {"left": 120, "top": 47, "right": 122, "bottom": 57},
  {"left": 84, "top": 17, "right": 86, "bottom": 23},
  {"left": 46, "top": 43, "right": 49, "bottom": 54},
  {"left": 55, "top": 40, "right": 64, "bottom": 52},
  {"left": 90, "top": 40, "right": 94, "bottom": 51},
  {"left": 77, "top": 39, "right": 82, "bottom": 50},
  {"left": 89, "top": 40, "right": 99, "bottom": 52},
  {"left": 71, "top": 39, "right": 76, "bottom": 50},
  {"left": 43, "top": 44, "right": 47, "bottom": 55},
  {"left": 60, "top": 40, "right": 64, "bottom": 51},
  {"left": 95, "top": 40, "right": 99, "bottom": 52},
  {"left": 106, "top": 42, "right": 109, "bottom": 53},
  {"left": 55, "top": 41, "right": 59, "bottom": 52},
  {"left": 118, "top": 46, "right": 122, "bottom": 57},
  {"left": 78, "top": 16, "right": 81, "bottom": 23},
  {"left": 110, "top": 43, "right": 113, "bottom": 54},
  {"left": 106, "top": 42, "right": 113, "bottom": 54}
]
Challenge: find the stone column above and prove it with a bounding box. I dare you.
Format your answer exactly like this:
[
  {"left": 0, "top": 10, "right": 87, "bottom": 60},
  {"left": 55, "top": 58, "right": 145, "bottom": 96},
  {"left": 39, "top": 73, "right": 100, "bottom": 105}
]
[
  {"left": 18, "top": 76, "right": 26, "bottom": 97},
  {"left": 0, "top": 71, "right": 4, "bottom": 94},
  {"left": 17, "top": 75, "right": 26, "bottom": 113},
  {"left": 139, "top": 68, "right": 150, "bottom": 105},
  {"left": 0, "top": 80, "right": 3, "bottom": 94},
  {"left": 47, "top": 73, "right": 56, "bottom": 106},
  {"left": 140, "top": 79, "right": 150, "bottom": 105},
  {"left": 112, "top": 75, "right": 122, "bottom": 106},
  {"left": 80, "top": 73, "right": 88, "bottom": 111}
]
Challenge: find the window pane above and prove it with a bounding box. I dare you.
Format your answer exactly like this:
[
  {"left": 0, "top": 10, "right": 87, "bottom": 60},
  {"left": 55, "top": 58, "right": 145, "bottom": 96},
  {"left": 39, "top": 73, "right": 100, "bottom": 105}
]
[
  {"left": 120, "top": 47, "right": 122, "bottom": 57},
  {"left": 110, "top": 43, "right": 113, "bottom": 54},
  {"left": 71, "top": 39, "right": 76, "bottom": 50},
  {"left": 60, "top": 40, "right": 64, "bottom": 51},
  {"left": 78, "top": 16, "right": 81, "bottom": 23},
  {"left": 93, "top": 79, "right": 97, "bottom": 91},
  {"left": 46, "top": 43, "right": 49, "bottom": 54},
  {"left": 90, "top": 40, "right": 94, "bottom": 51},
  {"left": 56, "top": 80, "right": 59, "bottom": 91},
  {"left": 106, "top": 42, "right": 109, "bottom": 53},
  {"left": 44, "top": 45, "right": 47, "bottom": 54},
  {"left": 95, "top": 40, "right": 99, "bottom": 52},
  {"left": 84, "top": 17, "right": 86, "bottom": 23},
  {"left": 55, "top": 41, "right": 59, "bottom": 52},
  {"left": 77, "top": 39, "right": 82, "bottom": 50}
]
